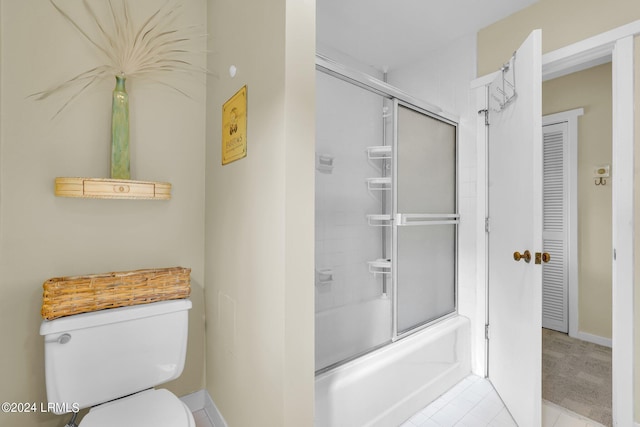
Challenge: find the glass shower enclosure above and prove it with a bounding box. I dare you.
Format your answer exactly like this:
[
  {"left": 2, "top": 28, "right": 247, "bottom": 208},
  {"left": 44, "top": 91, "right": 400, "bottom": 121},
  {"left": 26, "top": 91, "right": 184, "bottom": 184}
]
[{"left": 315, "top": 56, "right": 458, "bottom": 372}]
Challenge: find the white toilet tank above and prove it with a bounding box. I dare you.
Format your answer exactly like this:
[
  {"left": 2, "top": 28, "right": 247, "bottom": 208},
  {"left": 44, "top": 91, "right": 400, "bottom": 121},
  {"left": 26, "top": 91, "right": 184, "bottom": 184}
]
[{"left": 40, "top": 299, "right": 192, "bottom": 413}]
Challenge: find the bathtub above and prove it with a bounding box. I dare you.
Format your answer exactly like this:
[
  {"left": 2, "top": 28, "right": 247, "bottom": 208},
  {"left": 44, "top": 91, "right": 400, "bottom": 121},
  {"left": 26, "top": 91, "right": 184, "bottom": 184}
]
[{"left": 315, "top": 315, "right": 471, "bottom": 427}]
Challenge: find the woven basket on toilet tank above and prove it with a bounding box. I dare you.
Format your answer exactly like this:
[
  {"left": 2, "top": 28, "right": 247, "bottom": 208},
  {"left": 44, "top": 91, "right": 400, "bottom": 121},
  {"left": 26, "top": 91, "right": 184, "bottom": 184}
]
[{"left": 41, "top": 267, "right": 191, "bottom": 320}]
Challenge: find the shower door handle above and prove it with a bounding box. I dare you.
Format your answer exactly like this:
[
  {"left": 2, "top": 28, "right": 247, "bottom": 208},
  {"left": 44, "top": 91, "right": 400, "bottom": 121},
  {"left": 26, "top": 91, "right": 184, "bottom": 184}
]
[{"left": 395, "top": 213, "right": 459, "bottom": 226}]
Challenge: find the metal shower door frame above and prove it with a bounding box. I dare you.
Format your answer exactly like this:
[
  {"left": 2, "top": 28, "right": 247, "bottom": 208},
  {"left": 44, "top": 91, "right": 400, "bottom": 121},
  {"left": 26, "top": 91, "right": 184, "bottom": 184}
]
[
  {"left": 391, "top": 99, "right": 460, "bottom": 342},
  {"left": 315, "top": 54, "right": 460, "bottom": 345}
]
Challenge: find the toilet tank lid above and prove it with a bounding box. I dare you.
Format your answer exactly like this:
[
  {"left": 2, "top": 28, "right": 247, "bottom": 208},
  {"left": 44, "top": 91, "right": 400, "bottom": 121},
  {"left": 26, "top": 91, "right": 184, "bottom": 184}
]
[{"left": 40, "top": 299, "right": 192, "bottom": 336}]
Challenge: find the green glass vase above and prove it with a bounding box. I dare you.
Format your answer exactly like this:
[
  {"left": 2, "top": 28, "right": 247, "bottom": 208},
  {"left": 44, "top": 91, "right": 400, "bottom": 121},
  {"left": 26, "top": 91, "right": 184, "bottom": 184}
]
[{"left": 111, "top": 74, "right": 130, "bottom": 180}]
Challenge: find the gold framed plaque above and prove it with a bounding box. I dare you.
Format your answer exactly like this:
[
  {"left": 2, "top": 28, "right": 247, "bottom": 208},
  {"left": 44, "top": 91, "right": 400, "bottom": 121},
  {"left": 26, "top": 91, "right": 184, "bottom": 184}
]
[{"left": 222, "top": 85, "right": 247, "bottom": 165}]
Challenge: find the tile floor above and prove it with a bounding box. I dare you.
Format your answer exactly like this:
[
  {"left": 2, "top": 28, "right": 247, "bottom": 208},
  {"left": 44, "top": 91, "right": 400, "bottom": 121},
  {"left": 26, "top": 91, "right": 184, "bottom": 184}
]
[
  {"left": 542, "top": 329, "right": 612, "bottom": 426},
  {"left": 400, "top": 375, "right": 606, "bottom": 427}
]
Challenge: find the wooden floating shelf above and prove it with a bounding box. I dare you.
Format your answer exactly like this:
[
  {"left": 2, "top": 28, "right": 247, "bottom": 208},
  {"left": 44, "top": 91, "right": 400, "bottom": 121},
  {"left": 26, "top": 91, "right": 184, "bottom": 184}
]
[{"left": 55, "top": 177, "right": 171, "bottom": 200}]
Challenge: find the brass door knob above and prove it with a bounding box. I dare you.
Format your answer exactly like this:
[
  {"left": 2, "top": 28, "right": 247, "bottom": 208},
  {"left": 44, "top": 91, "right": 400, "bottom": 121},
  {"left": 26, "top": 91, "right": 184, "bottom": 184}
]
[
  {"left": 535, "top": 252, "right": 551, "bottom": 264},
  {"left": 513, "top": 250, "right": 531, "bottom": 263}
]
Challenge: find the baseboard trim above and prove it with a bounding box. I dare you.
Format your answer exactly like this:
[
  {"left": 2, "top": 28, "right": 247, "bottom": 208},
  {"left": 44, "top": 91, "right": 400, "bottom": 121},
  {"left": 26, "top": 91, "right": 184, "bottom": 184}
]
[
  {"left": 180, "top": 389, "right": 207, "bottom": 412},
  {"left": 573, "top": 331, "right": 612, "bottom": 348},
  {"left": 180, "top": 389, "right": 228, "bottom": 427},
  {"left": 203, "top": 389, "right": 228, "bottom": 427}
]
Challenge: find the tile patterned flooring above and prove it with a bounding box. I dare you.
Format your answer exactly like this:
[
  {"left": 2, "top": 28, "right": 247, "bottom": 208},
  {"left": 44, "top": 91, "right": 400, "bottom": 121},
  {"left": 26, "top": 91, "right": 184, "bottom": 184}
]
[
  {"left": 400, "top": 375, "right": 606, "bottom": 427},
  {"left": 542, "top": 329, "right": 612, "bottom": 426}
]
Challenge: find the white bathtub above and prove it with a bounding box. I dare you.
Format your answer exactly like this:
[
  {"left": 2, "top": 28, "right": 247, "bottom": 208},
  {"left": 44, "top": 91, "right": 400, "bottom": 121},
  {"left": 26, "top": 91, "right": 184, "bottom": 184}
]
[{"left": 315, "top": 315, "right": 471, "bottom": 427}]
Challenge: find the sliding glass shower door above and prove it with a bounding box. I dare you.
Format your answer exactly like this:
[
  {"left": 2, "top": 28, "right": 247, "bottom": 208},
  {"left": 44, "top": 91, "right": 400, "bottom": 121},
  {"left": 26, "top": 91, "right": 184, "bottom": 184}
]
[
  {"left": 393, "top": 102, "right": 458, "bottom": 337},
  {"left": 315, "top": 71, "right": 393, "bottom": 371},
  {"left": 315, "top": 62, "right": 458, "bottom": 372}
]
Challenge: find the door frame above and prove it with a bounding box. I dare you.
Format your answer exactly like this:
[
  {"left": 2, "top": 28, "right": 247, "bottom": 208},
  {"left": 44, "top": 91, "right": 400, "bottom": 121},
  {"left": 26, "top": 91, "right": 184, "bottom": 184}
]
[{"left": 473, "top": 22, "right": 639, "bottom": 426}]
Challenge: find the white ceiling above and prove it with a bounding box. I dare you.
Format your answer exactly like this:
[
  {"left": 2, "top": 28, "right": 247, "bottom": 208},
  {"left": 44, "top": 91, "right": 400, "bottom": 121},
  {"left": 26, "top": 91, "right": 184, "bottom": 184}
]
[{"left": 317, "top": 0, "right": 539, "bottom": 71}]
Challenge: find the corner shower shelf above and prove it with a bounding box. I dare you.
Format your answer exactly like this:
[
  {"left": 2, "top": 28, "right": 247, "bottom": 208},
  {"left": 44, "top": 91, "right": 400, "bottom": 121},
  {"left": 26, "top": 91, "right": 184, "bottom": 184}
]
[
  {"left": 54, "top": 177, "right": 172, "bottom": 200},
  {"left": 366, "top": 177, "right": 391, "bottom": 191},
  {"left": 366, "top": 214, "right": 392, "bottom": 227},
  {"left": 366, "top": 145, "right": 392, "bottom": 160},
  {"left": 368, "top": 259, "right": 391, "bottom": 275}
]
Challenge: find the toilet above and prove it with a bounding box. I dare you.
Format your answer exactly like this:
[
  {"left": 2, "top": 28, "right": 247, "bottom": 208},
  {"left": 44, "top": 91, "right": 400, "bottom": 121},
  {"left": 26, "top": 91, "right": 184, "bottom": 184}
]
[{"left": 40, "top": 299, "right": 195, "bottom": 426}]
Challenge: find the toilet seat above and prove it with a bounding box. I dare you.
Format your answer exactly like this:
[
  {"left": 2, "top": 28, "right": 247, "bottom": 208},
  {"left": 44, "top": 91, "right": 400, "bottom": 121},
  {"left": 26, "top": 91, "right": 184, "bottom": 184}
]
[{"left": 80, "top": 388, "right": 195, "bottom": 427}]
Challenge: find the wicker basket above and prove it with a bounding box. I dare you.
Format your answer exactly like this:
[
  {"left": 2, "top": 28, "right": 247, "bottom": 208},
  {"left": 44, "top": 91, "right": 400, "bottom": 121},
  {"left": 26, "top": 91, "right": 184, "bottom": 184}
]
[{"left": 41, "top": 267, "right": 191, "bottom": 320}]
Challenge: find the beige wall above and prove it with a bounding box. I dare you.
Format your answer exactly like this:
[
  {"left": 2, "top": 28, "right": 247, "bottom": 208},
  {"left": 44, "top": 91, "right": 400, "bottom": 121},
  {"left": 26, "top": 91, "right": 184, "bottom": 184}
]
[
  {"left": 478, "top": 0, "right": 640, "bottom": 76},
  {"left": 634, "top": 34, "right": 640, "bottom": 426},
  {"left": 478, "top": 0, "right": 640, "bottom": 422},
  {"left": 205, "top": 0, "right": 315, "bottom": 425},
  {"left": 0, "top": 1, "right": 207, "bottom": 426},
  {"left": 542, "top": 63, "right": 612, "bottom": 339}
]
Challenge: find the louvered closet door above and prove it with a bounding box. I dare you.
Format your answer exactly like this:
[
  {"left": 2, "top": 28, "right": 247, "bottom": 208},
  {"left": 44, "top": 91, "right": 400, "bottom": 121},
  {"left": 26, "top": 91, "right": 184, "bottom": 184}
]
[{"left": 542, "top": 122, "right": 568, "bottom": 333}]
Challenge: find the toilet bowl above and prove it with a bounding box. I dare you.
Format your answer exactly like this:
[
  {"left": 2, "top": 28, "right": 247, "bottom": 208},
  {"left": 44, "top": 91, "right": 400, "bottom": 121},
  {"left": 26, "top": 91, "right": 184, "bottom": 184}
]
[{"left": 40, "top": 299, "right": 194, "bottom": 426}]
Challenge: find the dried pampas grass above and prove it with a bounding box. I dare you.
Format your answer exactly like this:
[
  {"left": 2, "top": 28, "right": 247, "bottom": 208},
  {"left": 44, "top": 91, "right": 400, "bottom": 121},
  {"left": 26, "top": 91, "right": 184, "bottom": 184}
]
[{"left": 32, "top": 0, "right": 205, "bottom": 117}]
